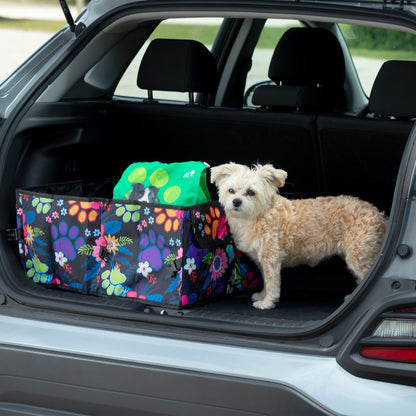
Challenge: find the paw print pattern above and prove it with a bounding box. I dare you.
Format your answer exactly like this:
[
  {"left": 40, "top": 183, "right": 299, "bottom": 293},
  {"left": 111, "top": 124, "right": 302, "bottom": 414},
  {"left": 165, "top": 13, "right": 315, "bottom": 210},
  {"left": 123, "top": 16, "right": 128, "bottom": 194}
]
[
  {"left": 192, "top": 204, "right": 228, "bottom": 245},
  {"left": 32, "top": 197, "right": 54, "bottom": 214},
  {"left": 154, "top": 208, "right": 182, "bottom": 233},
  {"left": 101, "top": 266, "right": 128, "bottom": 296},
  {"left": 138, "top": 229, "right": 171, "bottom": 272},
  {"left": 51, "top": 220, "right": 85, "bottom": 261},
  {"left": 115, "top": 203, "right": 141, "bottom": 223},
  {"left": 26, "top": 255, "right": 52, "bottom": 283},
  {"left": 203, "top": 206, "right": 227, "bottom": 240},
  {"left": 68, "top": 201, "right": 100, "bottom": 224}
]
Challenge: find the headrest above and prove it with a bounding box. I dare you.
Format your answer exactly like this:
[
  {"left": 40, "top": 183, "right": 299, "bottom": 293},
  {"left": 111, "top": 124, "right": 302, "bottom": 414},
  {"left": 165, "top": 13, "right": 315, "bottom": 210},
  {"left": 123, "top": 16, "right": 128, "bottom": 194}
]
[
  {"left": 252, "top": 28, "right": 345, "bottom": 111},
  {"left": 369, "top": 60, "right": 416, "bottom": 118},
  {"left": 252, "top": 85, "right": 337, "bottom": 111},
  {"left": 268, "top": 27, "right": 345, "bottom": 88},
  {"left": 137, "top": 38, "right": 219, "bottom": 93}
]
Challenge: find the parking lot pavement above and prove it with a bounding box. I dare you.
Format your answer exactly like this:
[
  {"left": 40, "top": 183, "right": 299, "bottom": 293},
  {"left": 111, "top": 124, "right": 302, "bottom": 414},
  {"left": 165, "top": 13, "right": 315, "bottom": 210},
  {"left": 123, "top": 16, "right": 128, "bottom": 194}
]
[
  {"left": 0, "top": 1, "right": 70, "bottom": 82},
  {"left": 0, "top": 29, "right": 53, "bottom": 82}
]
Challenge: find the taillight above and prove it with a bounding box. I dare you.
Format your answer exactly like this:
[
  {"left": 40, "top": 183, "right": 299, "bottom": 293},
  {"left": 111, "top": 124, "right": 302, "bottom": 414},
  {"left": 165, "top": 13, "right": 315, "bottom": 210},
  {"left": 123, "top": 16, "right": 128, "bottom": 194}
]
[
  {"left": 360, "top": 346, "right": 416, "bottom": 363},
  {"left": 338, "top": 302, "right": 416, "bottom": 386},
  {"left": 359, "top": 308, "right": 416, "bottom": 364},
  {"left": 372, "top": 318, "right": 416, "bottom": 338},
  {"left": 395, "top": 306, "right": 416, "bottom": 314}
]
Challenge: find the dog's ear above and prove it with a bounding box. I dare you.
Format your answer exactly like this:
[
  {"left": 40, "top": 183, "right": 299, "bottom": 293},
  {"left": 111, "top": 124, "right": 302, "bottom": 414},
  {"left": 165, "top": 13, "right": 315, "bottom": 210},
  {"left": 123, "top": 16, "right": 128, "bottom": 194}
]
[
  {"left": 210, "top": 163, "right": 238, "bottom": 186},
  {"left": 259, "top": 164, "right": 287, "bottom": 188}
]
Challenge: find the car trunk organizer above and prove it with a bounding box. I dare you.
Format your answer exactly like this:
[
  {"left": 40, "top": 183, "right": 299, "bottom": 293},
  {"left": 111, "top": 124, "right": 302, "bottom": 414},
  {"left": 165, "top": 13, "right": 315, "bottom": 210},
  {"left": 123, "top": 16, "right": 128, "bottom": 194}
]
[{"left": 14, "top": 180, "right": 262, "bottom": 308}]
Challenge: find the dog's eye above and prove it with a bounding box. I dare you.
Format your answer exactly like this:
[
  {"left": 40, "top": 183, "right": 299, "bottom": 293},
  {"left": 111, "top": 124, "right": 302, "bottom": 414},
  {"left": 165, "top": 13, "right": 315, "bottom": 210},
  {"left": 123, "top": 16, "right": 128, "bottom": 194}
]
[
  {"left": 246, "top": 189, "right": 256, "bottom": 196},
  {"left": 229, "top": 188, "right": 235, "bottom": 194}
]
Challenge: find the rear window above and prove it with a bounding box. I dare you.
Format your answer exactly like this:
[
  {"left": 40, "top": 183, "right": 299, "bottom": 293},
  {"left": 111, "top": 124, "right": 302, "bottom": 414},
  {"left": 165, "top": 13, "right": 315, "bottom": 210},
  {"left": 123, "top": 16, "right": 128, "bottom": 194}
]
[
  {"left": 339, "top": 24, "right": 416, "bottom": 96},
  {"left": 245, "top": 19, "right": 301, "bottom": 92},
  {"left": 114, "top": 18, "right": 222, "bottom": 101}
]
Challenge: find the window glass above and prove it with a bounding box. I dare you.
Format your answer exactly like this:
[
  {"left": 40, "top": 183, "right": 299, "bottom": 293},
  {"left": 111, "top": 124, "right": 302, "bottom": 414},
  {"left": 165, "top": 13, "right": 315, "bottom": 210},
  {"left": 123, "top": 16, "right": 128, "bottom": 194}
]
[
  {"left": 114, "top": 18, "right": 222, "bottom": 101},
  {"left": 244, "top": 19, "right": 301, "bottom": 106},
  {"left": 339, "top": 24, "right": 416, "bottom": 96}
]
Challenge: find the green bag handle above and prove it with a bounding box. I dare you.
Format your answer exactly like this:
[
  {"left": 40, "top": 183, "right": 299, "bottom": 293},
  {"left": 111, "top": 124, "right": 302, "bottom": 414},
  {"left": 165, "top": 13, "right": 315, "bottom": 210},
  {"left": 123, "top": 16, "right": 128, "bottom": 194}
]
[{"left": 113, "top": 161, "right": 211, "bottom": 206}]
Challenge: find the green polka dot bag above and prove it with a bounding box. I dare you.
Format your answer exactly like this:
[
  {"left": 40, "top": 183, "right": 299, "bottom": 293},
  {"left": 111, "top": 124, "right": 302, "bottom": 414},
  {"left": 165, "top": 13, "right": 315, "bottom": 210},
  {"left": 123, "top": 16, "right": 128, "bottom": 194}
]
[{"left": 113, "top": 161, "right": 211, "bottom": 206}]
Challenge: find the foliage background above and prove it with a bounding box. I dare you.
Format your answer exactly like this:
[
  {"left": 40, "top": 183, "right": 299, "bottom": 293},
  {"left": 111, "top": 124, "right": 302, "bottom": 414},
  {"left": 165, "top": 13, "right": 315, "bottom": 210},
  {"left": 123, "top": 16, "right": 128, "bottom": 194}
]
[{"left": 341, "top": 24, "right": 416, "bottom": 51}]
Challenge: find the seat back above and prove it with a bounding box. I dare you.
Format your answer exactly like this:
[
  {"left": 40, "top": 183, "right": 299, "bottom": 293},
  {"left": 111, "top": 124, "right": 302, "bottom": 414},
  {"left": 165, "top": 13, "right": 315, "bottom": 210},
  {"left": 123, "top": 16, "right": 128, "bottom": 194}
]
[{"left": 318, "top": 60, "right": 416, "bottom": 213}]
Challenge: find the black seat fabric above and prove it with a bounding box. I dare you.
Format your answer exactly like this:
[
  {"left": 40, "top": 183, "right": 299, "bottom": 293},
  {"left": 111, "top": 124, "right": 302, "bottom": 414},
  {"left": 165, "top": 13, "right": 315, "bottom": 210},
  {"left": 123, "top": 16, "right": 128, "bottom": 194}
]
[
  {"left": 138, "top": 38, "right": 219, "bottom": 94},
  {"left": 253, "top": 27, "right": 345, "bottom": 111},
  {"left": 111, "top": 35, "right": 325, "bottom": 199},
  {"left": 111, "top": 101, "right": 322, "bottom": 198},
  {"left": 318, "top": 60, "right": 416, "bottom": 214},
  {"left": 369, "top": 60, "right": 416, "bottom": 118}
]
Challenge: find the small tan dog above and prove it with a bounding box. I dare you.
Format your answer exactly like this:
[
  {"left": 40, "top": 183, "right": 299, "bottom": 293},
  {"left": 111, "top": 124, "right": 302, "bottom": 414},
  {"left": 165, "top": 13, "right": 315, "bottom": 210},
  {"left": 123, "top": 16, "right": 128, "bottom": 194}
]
[{"left": 211, "top": 163, "right": 388, "bottom": 310}]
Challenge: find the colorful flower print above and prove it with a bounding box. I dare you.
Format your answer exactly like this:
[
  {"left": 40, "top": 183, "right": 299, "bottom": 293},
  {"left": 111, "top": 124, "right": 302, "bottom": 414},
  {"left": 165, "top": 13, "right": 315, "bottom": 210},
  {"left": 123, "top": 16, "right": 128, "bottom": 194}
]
[
  {"left": 101, "top": 266, "right": 127, "bottom": 296},
  {"left": 24, "top": 224, "right": 34, "bottom": 246},
  {"left": 54, "top": 251, "right": 72, "bottom": 274},
  {"left": 92, "top": 231, "right": 107, "bottom": 268},
  {"left": 137, "top": 261, "right": 152, "bottom": 277},
  {"left": 68, "top": 201, "right": 100, "bottom": 224},
  {"left": 16, "top": 189, "right": 251, "bottom": 308},
  {"left": 104, "top": 235, "right": 119, "bottom": 255},
  {"left": 210, "top": 248, "right": 228, "bottom": 280},
  {"left": 77, "top": 222, "right": 133, "bottom": 268},
  {"left": 184, "top": 258, "right": 196, "bottom": 275},
  {"left": 55, "top": 251, "right": 68, "bottom": 267}
]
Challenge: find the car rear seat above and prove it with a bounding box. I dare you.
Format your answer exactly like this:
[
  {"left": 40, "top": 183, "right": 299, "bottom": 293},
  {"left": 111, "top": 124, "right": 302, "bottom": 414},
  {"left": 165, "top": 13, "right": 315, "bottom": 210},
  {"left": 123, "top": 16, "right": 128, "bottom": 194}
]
[
  {"left": 252, "top": 27, "right": 345, "bottom": 112},
  {"left": 317, "top": 60, "right": 416, "bottom": 214},
  {"left": 112, "top": 30, "right": 345, "bottom": 199},
  {"left": 110, "top": 38, "right": 221, "bottom": 180},
  {"left": 248, "top": 27, "right": 346, "bottom": 197}
]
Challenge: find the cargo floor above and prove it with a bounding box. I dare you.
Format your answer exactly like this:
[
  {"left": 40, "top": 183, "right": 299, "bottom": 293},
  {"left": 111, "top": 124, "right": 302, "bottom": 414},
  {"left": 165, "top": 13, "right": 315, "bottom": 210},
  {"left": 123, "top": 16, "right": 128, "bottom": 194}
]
[
  {"left": 183, "top": 258, "right": 357, "bottom": 329},
  {"left": 184, "top": 295, "right": 342, "bottom": 328}
]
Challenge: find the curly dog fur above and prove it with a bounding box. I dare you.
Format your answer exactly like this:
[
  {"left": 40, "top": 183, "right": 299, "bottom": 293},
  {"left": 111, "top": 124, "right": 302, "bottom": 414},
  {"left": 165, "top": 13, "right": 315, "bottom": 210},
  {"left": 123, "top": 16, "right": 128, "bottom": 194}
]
[{"left": 211, "top": 163, "right": 388, "bottom": 310}]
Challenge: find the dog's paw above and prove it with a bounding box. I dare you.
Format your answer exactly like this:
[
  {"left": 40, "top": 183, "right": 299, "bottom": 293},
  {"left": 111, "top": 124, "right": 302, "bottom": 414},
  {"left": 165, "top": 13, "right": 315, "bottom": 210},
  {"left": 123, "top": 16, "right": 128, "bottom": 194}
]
[
  {"left": 253, "top": 299, "right": 276, "bottom": 310},
  {"left": 251, "top": 291, "right": 264, "bottom": 302}
]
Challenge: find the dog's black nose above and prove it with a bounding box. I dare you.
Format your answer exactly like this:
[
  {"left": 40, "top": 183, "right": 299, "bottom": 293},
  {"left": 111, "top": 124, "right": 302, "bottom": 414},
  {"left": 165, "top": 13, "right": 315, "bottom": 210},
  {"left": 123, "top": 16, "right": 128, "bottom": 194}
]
[{"left": 233, "top": 199, "right": 242, "bottom": 208}]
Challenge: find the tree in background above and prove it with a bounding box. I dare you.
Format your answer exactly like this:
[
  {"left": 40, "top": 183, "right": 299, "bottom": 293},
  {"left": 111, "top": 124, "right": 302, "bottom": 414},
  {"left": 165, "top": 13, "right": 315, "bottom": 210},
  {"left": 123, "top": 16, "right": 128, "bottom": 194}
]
[{"left": 343, "top": 24, "right": 416, "bottom": 51}]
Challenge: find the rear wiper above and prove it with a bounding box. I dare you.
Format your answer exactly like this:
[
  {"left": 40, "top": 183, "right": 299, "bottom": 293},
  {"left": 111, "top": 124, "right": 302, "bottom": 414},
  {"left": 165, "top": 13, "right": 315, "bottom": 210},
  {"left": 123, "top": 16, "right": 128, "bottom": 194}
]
[{"left": 58, "top": 0, "right": 85, "bottom": 35}]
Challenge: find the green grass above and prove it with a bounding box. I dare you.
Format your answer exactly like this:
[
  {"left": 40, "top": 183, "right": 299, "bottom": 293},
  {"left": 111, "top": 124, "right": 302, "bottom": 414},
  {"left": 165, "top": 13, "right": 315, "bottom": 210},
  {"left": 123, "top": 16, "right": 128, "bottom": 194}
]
[
  {"left": 150, "top": 24, "right": 290, "bottom": 49},
  {"left": 0, "top": 17, "right": 65, "bottom": 32},
  {"left": 348, "top": 47, "right": 416, "bottom": 60},
  {"left": 149, "top": 23, "right": 221, "bottom": 45}
]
